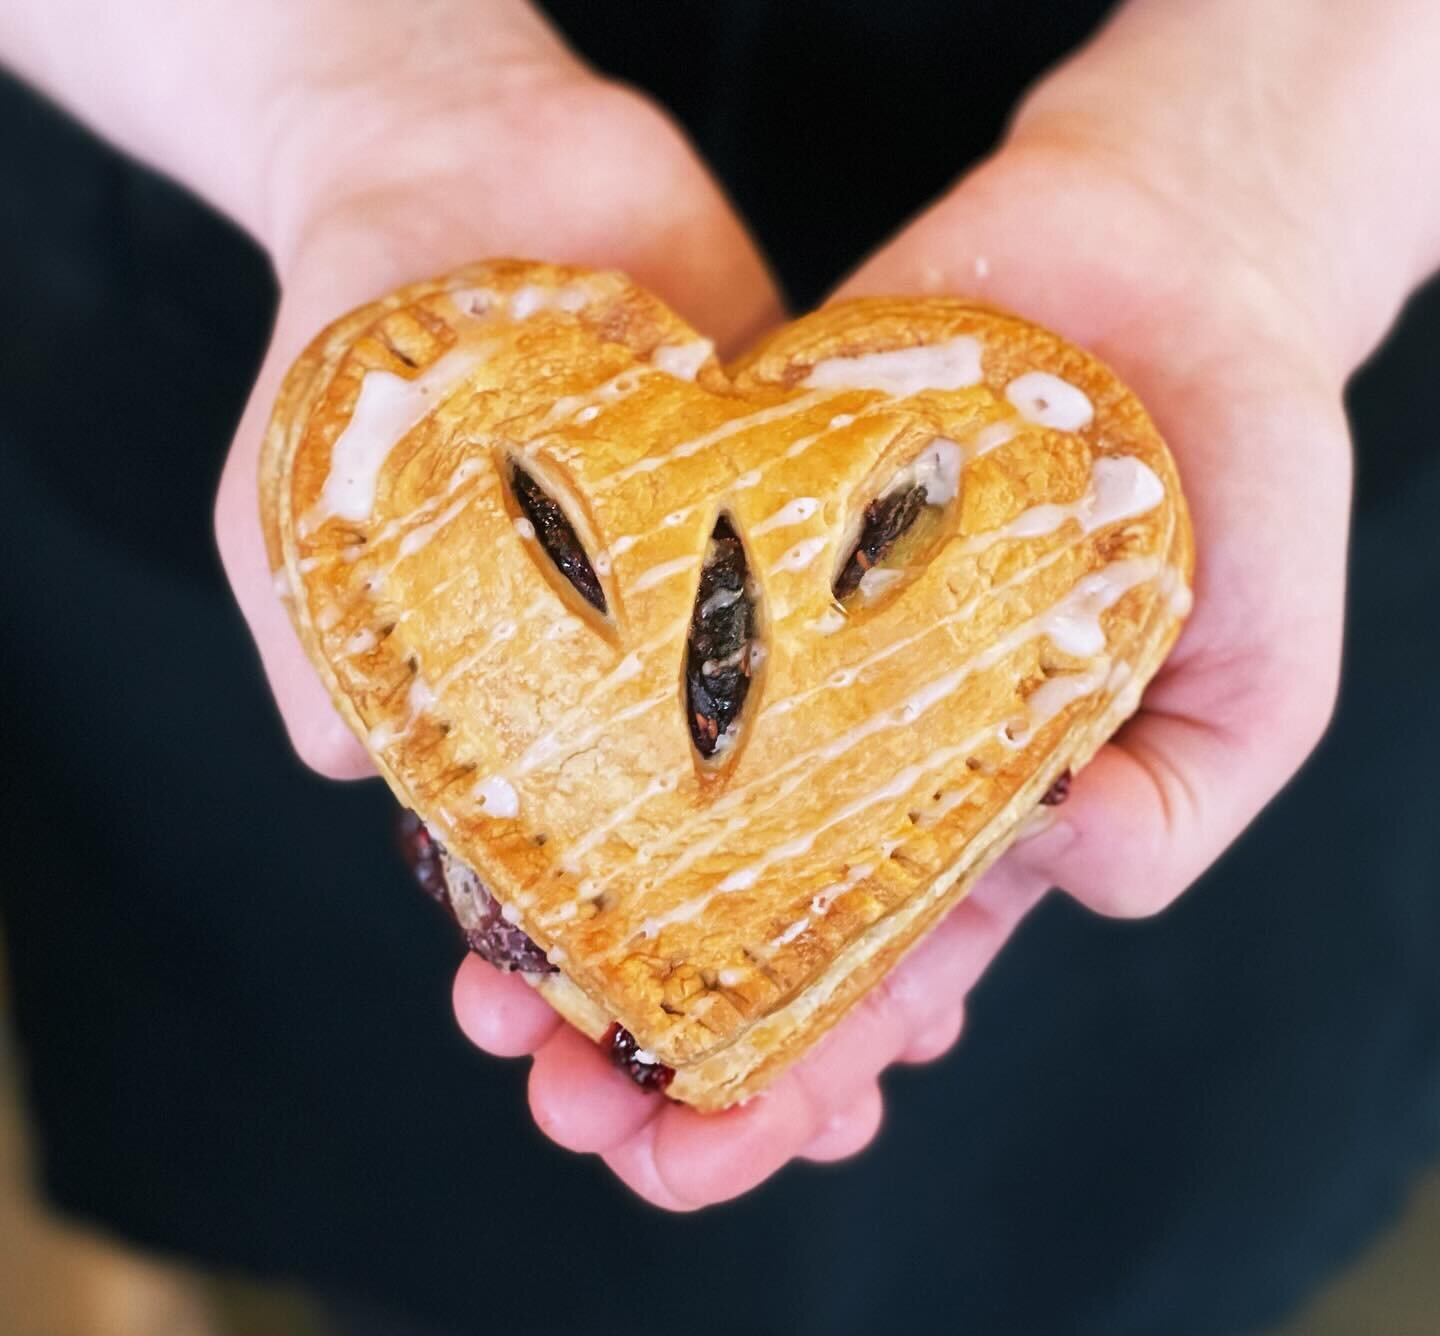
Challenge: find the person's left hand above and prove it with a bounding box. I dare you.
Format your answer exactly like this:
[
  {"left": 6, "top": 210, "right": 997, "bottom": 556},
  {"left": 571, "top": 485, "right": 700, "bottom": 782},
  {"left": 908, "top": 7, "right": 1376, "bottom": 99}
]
[{"left": 453, "top": 90, "right": 1358, "bottom": 1211}]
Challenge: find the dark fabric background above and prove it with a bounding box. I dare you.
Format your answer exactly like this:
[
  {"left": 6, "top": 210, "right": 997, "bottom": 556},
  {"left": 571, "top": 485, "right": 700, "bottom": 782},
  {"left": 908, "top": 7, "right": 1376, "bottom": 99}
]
[{"left": 2, "top": 4, "right": 1437, "bottom": 1333}]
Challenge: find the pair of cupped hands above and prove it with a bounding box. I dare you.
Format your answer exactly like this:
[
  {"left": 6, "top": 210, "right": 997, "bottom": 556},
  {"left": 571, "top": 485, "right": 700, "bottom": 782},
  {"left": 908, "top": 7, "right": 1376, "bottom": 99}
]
[{"left": 215, "top": 22, "right": 1349, "bottom": 1211}]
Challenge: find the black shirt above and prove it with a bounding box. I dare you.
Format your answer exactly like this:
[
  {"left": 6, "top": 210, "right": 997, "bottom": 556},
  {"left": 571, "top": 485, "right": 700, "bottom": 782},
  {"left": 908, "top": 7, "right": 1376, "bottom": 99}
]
[{"left": 2, "top": 4, "right": 1438, "bottom": 1333}]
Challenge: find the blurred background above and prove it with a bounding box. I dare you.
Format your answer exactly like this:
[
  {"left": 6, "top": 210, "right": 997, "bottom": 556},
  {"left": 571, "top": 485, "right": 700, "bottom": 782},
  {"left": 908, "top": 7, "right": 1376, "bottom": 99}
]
[{"left": 2, "top": 3, "right": 1438, "bottom": 1332}]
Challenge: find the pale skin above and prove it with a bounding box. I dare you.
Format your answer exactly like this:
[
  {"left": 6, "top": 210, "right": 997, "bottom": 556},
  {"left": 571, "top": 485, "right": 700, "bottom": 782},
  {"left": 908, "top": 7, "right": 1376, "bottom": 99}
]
[{"left": 5, "top": 0, "right": 1438, "bottom": 1209}]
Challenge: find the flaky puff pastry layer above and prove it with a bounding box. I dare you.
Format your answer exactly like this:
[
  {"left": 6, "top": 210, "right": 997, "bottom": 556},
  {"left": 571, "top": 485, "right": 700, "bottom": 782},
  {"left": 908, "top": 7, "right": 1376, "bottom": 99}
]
[{"left": 261, "top": 260, "right": 1193, "bottom": 1110}]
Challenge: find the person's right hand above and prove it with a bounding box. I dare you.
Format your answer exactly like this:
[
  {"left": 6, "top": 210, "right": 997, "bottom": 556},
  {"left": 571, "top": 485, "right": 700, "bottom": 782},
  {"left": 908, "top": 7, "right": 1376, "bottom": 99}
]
[{"left": 215, "top": 2, "right": 784, "bottom": 780}]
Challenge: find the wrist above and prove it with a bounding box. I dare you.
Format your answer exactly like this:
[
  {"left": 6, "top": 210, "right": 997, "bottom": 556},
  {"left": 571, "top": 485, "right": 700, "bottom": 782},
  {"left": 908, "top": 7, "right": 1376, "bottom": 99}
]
[
  {"left": 0, "top": 1, "right": 578, "bottom": 271},
  {"left": 1006, "top": 0, "right": 1440, "bottom": 378},
  {"left": 251, "top": 12, "right": 584, "bottom": 273},
  {"left": 838, "top": 140, "right": 1344, "bottom": 410}
]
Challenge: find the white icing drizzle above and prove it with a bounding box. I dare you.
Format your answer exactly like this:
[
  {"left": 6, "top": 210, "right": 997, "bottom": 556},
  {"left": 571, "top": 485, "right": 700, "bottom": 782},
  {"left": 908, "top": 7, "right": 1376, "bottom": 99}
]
[
  {"left": 802, "top": 336, "right": 984, "bottom": 396},
  {"left": 733, "top": 469, "right": 762, "bottom": 490},
  {"left": 397, "top": 495, "right": 472, "bottom": 560},
  {"left": 612, "top": 650, "right": 644, "bottom": 683},
  {"left": 753, "top": 496, "right": 820, "bottom": 536},
  {"left": 767, "top": 860, "right": 879, "bottom": 952},
  {"left": 632, "top": 555, "right": 698, "bottom": 593},
  {"left": 508, "top": 283, "right": 589, "bottom": 320},
  {"left": 1005, "top": 371, "right": 1094, "bottom": 431},
  {"left": 914, "top": 784, "right": 977, "bottom": 826},
  {"left": 513, "top": 516, "right": 536, "bottom": 540},
  {"left": 771, "top": 916, "right": 810, "bottom": 948},
  {"left": 557, "top": 771, "right": 682, "bottom": 877},
  {"left": 1158, "top": 563, "right": 1194, "bottom": 617},
  {"left": 599, "top": 533, "right": 640, "bottom": 567},
  {"left": 857, "top": 567, "right": 906, "bottom": 601},
  {"left": 407, "top": 675, "right": 436, "bottom": 715},
  {"left": 368, "top": 670, "right": 438, "bottom": 751},
  {"left": 764, "top": 538, "right": 1080, "bottom": 724},
  {"left": 447, "top": 286, "right": 498, "bottom": 317},
  {"left": 675, "top": 736, "right": 990, "bottom": 929},
  {"left": 531, "top": 366, "right": 656, "bottom": 435},
  {"left": 1037, "top": 559, "right": 1160, "bottom": 657},
  {"left": 812, "top": 862, "right": 874, "bottom": 916},
  {"left": 781, "top": 403, "right": 897, "bottom": 463},
  {"left": 651, "top": 339, "right": 714, "bottom": 381},
  {"left": 344, "top": 628, "right": 378, "bottom": 656},
  {"left": 809, "top": 606, "right": 848, "bottom": 635},
  {"left": 999, "top": 661, "right": 1111, "bottom": 750},
  {"left": 473, "top": 775, "right": 520, "bottom": 819},
  {"left": 899, "top": 438, "right": 963, "bottom": 504},
  {"left": 968, "top": 418, "right": 1018, "bottom": 459},
  {"left": 639, "top": 895, "right": 710, "bottom": 939},
  {"left": 515, "top": 689, "right": 669, "bottom": 777},
  {"left": 599, "top": 391, "right": 836, "bottom": 488},
  {"left": 431, "top": 610, "right": 528, "bottom": 693},
  {"left": 352, "top": 468, "right": 474, "bottom": 557},
  {"left": 492, "top": 616, "right": 687, "bottom": 794},
  {"left": 992, "top": 456, "right": 1165, "bottom": 542},
  {"left": 302, "top": 342, "right": 494, "bottom": 533},
  {"left": 771, "top": 537, "right": 829, "bottom": 574}
]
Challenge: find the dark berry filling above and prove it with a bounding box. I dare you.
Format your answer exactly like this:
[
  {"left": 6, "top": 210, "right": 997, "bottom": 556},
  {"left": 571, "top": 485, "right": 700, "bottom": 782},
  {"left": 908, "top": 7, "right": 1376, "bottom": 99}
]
[
  {"left": 1040, "top": 769, "right": 1073, "bottom": 806},
  {"left": 458, "top": 885, "right": 557, "bottom": 974},
  {"left": 396, "top": 808, "right": 448, "bottom": 904},
  {"left": 395, "top": 808, "right": 556, "bottom": 974},
  {"left": 686, "top": 515, "right": 756, "bottom": 758},
  {"left": 834, "top": 484, "right": 928, "bottom": 600},
  {"left": 602, "top": 1021, "right": 676, "bottom": 1092},
  {"left": 511, "top": 463, "right": 607, "bottom": 613}
]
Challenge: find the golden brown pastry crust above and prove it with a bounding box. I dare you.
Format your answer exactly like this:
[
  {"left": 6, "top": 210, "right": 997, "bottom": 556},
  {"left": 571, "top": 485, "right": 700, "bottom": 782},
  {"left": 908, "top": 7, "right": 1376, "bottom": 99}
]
[{"left": 261, "top": 259, "right": 1193, "bottom": 1110}]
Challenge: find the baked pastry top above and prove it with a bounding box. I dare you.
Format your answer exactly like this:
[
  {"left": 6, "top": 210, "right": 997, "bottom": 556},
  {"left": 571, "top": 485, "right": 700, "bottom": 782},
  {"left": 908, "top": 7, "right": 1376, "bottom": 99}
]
[{"left": 261, "top": 259, "right": 1193, "bottom": 1109}]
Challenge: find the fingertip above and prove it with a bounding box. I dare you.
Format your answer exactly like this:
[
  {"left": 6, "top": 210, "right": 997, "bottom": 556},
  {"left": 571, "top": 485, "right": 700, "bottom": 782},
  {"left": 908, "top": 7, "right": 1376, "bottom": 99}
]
[
  {"left": 799, "top": 1084, "right": 885, "bottom": 1163},
  {"left": 528, "top": 1026, "right": 662, "bottom": 1154},
  {"left": 280, "top": 678, "right": 376, "bottom": 779},
  {"left": 651, "top": 1074, "right": 818, "bottom": 1207},
  {"left": 452, "top": 955, "right": 561, "bottom": 1057},
  {"left": 1006, "top": 741, "right": 1190, "bottom": 919},
  {"left": 900, "top": 1004, "right": 965, "bottom": 1064},
  {"left": 790, "top": 987, "right": 910, "bottom": 1115},
  {"left": 601, "top": 1119, "right": 702, "bottom": 1213}
]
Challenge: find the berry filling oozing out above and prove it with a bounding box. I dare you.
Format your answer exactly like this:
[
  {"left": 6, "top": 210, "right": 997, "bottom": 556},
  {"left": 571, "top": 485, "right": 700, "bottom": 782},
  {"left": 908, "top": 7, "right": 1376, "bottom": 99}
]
[
  {"left": 396, "top": 810, "right": 676, "bottom": 1091},
  {"left": 396, "top": 809, "right": 555, "bottom": 974},
  {"left": 1039, "top": 769, "right": 1073, "bottom": 806},
  {"left": 602, "top": 1021, "right": 677, "bottom": 1092}
]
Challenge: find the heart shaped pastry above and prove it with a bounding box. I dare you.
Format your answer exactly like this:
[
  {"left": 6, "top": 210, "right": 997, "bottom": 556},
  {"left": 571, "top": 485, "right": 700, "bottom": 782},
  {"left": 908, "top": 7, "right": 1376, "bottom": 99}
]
[{"left": 262, "top": 260, "right": 1193, "bottom": 1110}]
